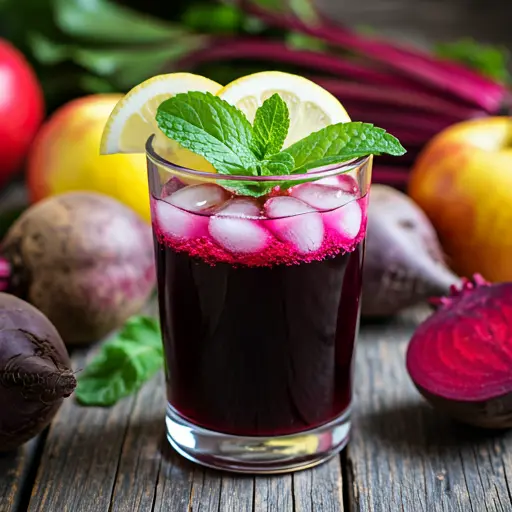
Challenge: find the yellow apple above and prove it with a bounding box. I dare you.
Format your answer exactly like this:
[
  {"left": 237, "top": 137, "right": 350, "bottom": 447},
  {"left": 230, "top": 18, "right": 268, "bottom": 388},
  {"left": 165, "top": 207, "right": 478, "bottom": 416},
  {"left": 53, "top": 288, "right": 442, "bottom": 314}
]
[
  {"left": 408, "top": 116, "right": 512, "bottom": 281},
  {"left": 26, "top": 94, "right": 149, "bottom": 221}
]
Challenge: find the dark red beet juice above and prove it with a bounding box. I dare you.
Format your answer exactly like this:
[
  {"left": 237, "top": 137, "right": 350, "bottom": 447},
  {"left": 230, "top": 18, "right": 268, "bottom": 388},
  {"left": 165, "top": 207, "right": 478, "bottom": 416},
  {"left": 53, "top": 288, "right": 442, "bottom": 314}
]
[
  {"left": 151, "top": 175, "right": 367, "bottom": 437},
  {"left": 155, "top": 239, "right": 363, "bottom": 436}
]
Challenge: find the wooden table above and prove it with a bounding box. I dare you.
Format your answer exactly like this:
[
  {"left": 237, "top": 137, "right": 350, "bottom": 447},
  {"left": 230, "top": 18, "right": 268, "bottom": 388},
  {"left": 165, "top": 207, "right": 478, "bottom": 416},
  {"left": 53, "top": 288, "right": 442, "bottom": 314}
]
[{"left": 2, "top": 307, "right": 512, "bottom": 512}]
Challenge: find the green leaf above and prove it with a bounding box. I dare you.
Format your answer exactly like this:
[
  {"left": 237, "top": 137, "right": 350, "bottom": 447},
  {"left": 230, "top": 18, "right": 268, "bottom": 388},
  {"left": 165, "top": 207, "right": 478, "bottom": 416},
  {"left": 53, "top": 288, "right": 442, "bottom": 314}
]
[
  {"left": 72, "top": 44, "right": 203, "bottom": 90},
  {"left": 76, "top": 316, "right": 163, "bottom": 407},
  {"left": 286, "top": 32, "right": 326, "bottom": 52},
  {"left": 222, "top": 153, "right": 294, "bottom": 197},
  {"left": 156, "top": 91, "right": 261, "bottom": 175},
  {"left": 182, "top": 3, "right": 243, "bottom": 34},
  {"left": 286, "top": 122, "right": 406, "bottom": 173},
  {"left": 55, "top": 0, "right": 183, "bottom": 44},
  {"left": 434, "top": 38, "right": 511, "bottom": 84},
  {"left": 28, "top": 32, "right": 72, "bottom": 65},
  {"left": 253, "top": 93, "right": 290, "bottom": 157},
  {"left": 219, "top": 179, "right": 276, "bottom": 198},
  {"left": 288, "top": 0, "right": 320, "bottom": 25},
  {"left": 261, "top": 152, "right": 295, "bottom": 175}
]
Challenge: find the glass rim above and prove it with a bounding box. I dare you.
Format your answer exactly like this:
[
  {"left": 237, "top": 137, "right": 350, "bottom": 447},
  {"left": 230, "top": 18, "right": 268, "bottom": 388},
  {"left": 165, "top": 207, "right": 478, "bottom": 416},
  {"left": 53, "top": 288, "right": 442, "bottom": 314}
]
[{"left": 145, "top": 135, "right": 370, "bottom": 183}]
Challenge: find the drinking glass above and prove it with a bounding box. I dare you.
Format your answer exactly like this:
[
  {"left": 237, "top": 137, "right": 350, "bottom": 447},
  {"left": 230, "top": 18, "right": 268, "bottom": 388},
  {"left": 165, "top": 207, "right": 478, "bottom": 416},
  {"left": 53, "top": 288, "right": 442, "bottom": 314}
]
[{"left": 147, "top": 135, "right": 372, "bottom": 473}]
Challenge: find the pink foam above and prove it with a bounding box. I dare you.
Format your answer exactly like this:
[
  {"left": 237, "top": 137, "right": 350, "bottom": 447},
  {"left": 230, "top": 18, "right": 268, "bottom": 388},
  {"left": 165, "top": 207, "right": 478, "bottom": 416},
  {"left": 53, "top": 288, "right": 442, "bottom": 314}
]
[{"left": 153, "top": 195, "right": 368, "bottom": 268}]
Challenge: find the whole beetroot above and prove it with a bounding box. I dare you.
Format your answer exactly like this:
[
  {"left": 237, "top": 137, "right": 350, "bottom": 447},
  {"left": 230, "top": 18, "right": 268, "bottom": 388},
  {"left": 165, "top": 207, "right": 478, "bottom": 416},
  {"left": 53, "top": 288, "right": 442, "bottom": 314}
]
[
  {"left": 362, "top": 185, "right": 460, "bottom": 317},
  {"left": 0, "top": 293, "right": 75, "bottom": 452},
  {"left": 1, "top": 192, "right": 155, "bottom": 345}
]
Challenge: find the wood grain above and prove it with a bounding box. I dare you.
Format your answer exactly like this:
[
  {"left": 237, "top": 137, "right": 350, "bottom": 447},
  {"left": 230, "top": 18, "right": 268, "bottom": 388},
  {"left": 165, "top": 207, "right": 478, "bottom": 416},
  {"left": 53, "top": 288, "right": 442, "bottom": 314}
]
[
  {"left": 254, "top": 474, "right": 293, "bottom": 511},
  {"left": 347, "top": 308, "right": 512, "bottom": 512},
  {"left": 294, "top": 458, "right": 344, "bottom": 512},
  {"left": 0, "top": 437, "right": 41, "bottom": 512},
  {"left": 27, "top": 350, "right": 138, "bottom": 512},
  {"left": 22, "top": 343, "right": 343, "bottom": 512}
]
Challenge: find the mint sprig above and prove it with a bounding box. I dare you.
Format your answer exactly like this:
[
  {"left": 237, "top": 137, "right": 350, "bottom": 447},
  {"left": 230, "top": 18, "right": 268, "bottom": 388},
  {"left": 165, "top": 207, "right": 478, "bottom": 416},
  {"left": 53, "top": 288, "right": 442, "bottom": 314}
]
[
  {"left": 156, "top": 90, "right": 406, "bottom": 197},
  {"left": 76, "top": 316, "right": 163, "bottom": 406},
  {"left": 286, "top": 122, "right": 405, "bottom": 173},
  {"left": 253, "top": 93, "right": 290, "bottom": 157},
  {"left": 156, "top": 91, "right": 261, "bottom": 175}
]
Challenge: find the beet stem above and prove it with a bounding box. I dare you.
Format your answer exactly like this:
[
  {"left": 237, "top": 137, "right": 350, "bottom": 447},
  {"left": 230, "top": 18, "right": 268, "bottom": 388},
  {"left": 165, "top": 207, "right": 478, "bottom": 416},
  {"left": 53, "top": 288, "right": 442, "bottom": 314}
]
[
  {"left": 240, "top": 2, "right": 506, "bottom": 111},
  {"left": 182, "top": 38, "right": 489, "bottom": 121},
  {"left": 0, "top": 257, "right": 10, "bottom": 292}
]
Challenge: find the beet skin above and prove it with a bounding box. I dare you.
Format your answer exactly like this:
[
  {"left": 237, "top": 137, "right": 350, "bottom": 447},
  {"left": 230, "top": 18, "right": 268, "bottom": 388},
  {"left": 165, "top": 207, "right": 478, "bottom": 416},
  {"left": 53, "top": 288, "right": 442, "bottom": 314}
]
[
  {"left": 362, "top": 185, "right": 460, "bottom": 317},
  {"left": 0, "top": 293, "right": 75, "bottom": 452},
  {"left": 1, "top": 192, "right": 155, "bottom": 345}
]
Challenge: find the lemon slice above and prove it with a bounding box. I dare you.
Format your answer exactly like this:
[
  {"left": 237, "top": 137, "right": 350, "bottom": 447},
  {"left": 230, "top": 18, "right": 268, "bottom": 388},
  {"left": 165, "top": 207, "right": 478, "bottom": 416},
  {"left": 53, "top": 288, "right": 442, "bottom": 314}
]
[
  {"left": 217, "top": 71, "right": 350, "bottom": 148},
  {"left": 100, "top": 73, "right": 222, "bottom": 173}
]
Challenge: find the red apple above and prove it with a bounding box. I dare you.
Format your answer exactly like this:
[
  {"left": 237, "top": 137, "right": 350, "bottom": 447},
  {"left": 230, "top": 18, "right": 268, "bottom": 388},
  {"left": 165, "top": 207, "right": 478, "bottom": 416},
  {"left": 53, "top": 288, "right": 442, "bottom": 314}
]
[{"left": 0, "top": 39, "right": 44, "bottom": 187}]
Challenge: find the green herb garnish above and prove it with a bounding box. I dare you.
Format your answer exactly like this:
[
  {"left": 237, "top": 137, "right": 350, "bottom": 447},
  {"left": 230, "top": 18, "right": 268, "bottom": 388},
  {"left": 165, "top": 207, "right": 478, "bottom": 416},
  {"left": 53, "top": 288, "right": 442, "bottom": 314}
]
[
  {"left": 156, "top": 91, "right": 406, "bottom": 197},
  {"left": 76, "top": 316, "right": 163, "bottom": 406}
]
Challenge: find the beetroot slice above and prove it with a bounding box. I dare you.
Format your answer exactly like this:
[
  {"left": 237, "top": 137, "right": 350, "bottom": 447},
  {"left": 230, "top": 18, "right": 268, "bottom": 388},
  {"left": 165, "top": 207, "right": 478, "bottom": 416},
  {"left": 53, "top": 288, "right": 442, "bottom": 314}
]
[{"left": 407, "top": 278, "right": 512, "bottom": 404}]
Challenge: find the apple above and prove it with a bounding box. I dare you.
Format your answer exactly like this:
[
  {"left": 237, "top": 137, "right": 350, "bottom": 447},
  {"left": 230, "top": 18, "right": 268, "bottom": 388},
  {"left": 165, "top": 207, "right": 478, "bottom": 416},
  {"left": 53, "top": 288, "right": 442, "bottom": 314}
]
[
  {"left": 26, "top": 94, "right": 149, "bottom": 222},
  {"left": 0, "top": 39, "right": 44, "bottom": 188},
  {"left": 408, "top": 116, "right": 512, "bottom": 282}
]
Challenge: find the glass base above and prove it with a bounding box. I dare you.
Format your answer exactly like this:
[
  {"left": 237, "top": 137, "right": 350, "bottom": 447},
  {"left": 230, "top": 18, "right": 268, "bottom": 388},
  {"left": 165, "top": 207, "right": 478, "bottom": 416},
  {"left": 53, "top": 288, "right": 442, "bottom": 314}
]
[{"left": 165, "top": 404, "right": 351, "bottom": 474}]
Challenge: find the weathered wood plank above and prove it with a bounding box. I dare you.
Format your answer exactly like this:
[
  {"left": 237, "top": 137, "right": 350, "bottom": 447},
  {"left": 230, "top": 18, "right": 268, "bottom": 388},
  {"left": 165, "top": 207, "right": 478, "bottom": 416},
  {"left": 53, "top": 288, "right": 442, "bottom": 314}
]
[
  {"left": 27, "top": 351, "right": 138, "bottom": 512},
  {"left": 254, "top": 474, "right": 293, "bottom": 512},
  {"left": 109, "top": 372, "right": 166, "bottom": 512},
  {"left": 347, "top": 309, "right": 512, "bottom": 512},
  {"left": 293, "top": 457, "right": 344, "bottom": 512},
  {"left": 218, "top": 475, "right": 254, "bottom": 512},
  {"left": 0, "top": 437, "right": 42, "bottom": 512}
]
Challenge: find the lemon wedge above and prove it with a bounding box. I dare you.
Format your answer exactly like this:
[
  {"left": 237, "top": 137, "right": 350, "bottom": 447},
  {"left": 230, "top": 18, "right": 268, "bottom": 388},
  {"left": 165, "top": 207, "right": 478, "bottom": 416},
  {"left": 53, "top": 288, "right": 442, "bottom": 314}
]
[
  {"left": 100, "top": 73, "right": 222, "bottom": 173},
  {"left": 217, "top": 71, "right": 350, "bottom": 148}
]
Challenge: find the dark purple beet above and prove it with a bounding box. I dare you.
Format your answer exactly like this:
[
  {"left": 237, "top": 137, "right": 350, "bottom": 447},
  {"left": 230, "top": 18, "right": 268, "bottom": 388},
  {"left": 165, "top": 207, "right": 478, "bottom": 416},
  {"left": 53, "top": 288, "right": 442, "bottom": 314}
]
[
  {"left": 0, "top": 293, "right": 75, "bottom": 452},
  {"left": 0, "top": 192, "right": 155, "bottom": 345},
  {"left": 362, "top": 185, "right": 460, "bottom": 317}
]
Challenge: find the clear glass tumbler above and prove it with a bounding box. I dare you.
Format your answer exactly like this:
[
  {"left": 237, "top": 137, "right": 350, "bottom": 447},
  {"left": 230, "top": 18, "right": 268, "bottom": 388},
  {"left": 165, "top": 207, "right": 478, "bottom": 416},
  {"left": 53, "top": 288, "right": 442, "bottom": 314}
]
[{"left": 147, "top": 135, "right": 372, "bottom": 473}]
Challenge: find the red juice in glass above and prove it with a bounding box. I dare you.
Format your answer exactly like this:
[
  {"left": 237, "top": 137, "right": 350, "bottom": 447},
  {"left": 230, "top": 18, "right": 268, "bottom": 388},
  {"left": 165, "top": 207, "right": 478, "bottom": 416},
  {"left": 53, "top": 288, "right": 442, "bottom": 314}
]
[{"left": 147, "top": 140, "right": 372, "bottom": 472}]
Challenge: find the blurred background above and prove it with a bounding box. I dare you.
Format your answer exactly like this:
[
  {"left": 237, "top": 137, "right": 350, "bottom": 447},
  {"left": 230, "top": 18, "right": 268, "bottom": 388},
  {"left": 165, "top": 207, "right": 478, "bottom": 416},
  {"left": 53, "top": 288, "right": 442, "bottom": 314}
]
[
  {"left": 0, "top": 0, "right": 511, "bottom": 329},
  {"left": 0, "top": 0, "right": 510, "bottom": 231}
]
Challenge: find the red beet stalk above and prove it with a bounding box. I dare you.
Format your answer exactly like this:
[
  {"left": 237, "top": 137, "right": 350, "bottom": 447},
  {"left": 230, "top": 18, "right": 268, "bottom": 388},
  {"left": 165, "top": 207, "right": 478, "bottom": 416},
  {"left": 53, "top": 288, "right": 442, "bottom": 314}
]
[
  {"left": 340, "top": 105, "right": 455, "bottom": 135},
  {"left": 184, "top": 38, "right": 435, "bottom": 95},
  {"left": 239, "top": 0, "right": 507, "bottom": 112},
  {"left": 311, "top": 77, "right": 485, "bottom": 121},
  {"left": 0, "top": 258, "right": 9, "bottom": 292},
  {"left": 183, "top": 39, "right": 489, "bottom": 120},
  {"left": 373, "top": 165, "right": 410, "bottom": 187}
]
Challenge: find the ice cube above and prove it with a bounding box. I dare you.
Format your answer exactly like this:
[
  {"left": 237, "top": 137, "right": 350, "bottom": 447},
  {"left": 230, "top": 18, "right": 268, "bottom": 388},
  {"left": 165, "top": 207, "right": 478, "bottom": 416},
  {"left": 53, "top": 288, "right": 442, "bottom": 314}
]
[
  {"left": 317, "top": 175, "right": 359, "bottom": 195},
  {"left": 290, "top": 183, "right": 354, "bottom": 211},
  {"left": 216, "top": 197, "right": 262, "bottom": 218},
  {"left": 153, "top": 198, "right": 208, "bottom": 241},
  {"left": 168, "top": 183, "right": 230, "bottom": 213},
  {"left": 323, "top": 200, "right": 362, "bottom": 241},
  {"left": 209, "top": 216, "right": 271, "bottom": 254},
  {"left": 161, "top": 177, "right": 186, "bottom": 197},
  {"left": 265, "top": 197, "right": 324, "bottom": 254}
]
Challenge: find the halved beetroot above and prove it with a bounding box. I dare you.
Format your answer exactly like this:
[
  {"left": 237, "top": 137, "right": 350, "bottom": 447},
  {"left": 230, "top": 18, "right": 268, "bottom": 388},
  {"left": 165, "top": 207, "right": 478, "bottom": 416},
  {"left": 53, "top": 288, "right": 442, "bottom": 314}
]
[{"left": 406, "top": 275, "right": 512, "bottom": 428}]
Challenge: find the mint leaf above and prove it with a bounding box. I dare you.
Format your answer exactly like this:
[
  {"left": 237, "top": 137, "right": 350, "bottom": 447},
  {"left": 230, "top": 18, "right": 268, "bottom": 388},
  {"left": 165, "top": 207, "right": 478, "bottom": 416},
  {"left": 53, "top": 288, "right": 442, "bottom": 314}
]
[
  {"left": 253, "top": 93, "right": 290, "bottom": 157},
  {"left": 249, "top": 152, "right": 294, "bottom": 176},
  {"left": 76, "top": 316, "right": 163, "bottom": 406},
  {"left": 287, "top": 122, "right": 406, "bottom": 173},
  {"left": 261, "top": 152, "right": 295, "bottom": 175},
  {"left": 157, "top": 91, "right": 261, "bottom": 175},
  {"left": 220, "top": 180, "right": 275, "bottom": 198}
]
